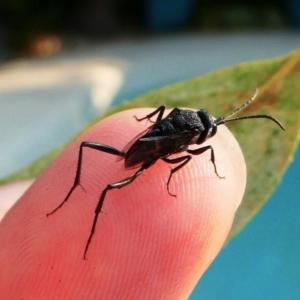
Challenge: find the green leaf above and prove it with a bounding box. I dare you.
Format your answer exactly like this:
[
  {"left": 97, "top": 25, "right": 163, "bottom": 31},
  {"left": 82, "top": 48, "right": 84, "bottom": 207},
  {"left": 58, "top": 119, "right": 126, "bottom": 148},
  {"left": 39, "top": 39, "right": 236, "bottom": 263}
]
[{"left": 2, "top": 49, "right": 300, "bottom": 241}]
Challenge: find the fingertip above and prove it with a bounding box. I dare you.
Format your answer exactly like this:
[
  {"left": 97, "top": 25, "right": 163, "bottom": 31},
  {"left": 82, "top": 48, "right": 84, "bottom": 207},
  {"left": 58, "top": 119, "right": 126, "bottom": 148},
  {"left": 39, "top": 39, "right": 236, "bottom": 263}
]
[
  {"left": 0, "top": 108, "right": 246, "bottom": 299},
  {"left": 86, "top": 109, "right": 246, "bottom": 295}
]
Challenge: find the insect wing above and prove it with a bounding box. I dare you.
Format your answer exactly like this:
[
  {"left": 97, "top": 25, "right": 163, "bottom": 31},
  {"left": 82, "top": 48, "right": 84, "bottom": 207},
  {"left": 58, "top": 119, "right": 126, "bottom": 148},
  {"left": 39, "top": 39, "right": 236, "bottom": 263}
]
[
  {"left": 144, "top": 131, "right": 195, "bottom": 155},
  {"left": 116, "top": 127, "right": 153, "bottom": 163},
  {"left": 124, "top": 130, "right": 196, "bottom": 169}
]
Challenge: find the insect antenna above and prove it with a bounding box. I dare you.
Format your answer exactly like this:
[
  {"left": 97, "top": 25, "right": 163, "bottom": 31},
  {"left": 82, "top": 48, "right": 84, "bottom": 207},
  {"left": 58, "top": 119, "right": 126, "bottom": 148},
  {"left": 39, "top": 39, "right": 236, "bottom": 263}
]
[{"left": 214, "top": 88, "right": 285, "bottom": 130}]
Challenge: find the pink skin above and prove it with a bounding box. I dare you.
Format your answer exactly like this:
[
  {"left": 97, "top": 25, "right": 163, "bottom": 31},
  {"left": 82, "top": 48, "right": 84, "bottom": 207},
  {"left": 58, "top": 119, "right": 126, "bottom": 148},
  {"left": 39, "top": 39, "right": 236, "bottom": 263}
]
[
  {"left": 0, "top": 180, "right": 34, "bottom": 221},
  {"left": 0, "top": 108, "right": 246, "bottom": 299}
]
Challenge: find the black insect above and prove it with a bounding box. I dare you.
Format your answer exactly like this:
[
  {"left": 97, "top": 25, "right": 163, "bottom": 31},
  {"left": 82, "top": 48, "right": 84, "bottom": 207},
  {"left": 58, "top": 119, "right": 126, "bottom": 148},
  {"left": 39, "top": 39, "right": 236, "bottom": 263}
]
[{"left": 47, "top": 89, "right": 284, "bottom": 259}]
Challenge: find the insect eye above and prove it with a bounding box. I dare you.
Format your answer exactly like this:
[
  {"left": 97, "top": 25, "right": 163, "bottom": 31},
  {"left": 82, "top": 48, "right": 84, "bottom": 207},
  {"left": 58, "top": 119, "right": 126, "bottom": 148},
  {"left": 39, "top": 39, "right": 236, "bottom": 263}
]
[
  {"left": 211, "top": 124, "right": 217, "bottom": 137},
  {"left": 206, "top": 126, "right": 214, "bottom": 140},
  {"left": 204, "top": 114, "right": 217, "bottom": 140}
]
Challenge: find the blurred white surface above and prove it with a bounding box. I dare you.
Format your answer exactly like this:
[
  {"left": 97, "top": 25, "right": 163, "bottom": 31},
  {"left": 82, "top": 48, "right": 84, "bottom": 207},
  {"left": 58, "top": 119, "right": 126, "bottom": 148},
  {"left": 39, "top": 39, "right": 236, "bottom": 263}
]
[{"left": 0, "top": 58, "right": 126, "bottom": 178}]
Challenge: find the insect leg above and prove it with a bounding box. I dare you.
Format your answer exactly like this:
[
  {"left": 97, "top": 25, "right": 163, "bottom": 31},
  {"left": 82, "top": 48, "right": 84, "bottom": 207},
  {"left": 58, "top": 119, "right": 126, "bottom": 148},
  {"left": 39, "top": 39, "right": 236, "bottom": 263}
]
[
  {"left": 162, "top": 155, "right": 192, "bottom": 197},
  {"left": 83, "top": 167, "right": 144, "bottom": 259},
  {"left": 134, "top": 105, "right": 166, "bottom": 123},
  {"left": 47, "top": 141, "right": 124, "bottom": 217},
  {"left": 187, "top": 146, "right": 224, "bottom": 179}
]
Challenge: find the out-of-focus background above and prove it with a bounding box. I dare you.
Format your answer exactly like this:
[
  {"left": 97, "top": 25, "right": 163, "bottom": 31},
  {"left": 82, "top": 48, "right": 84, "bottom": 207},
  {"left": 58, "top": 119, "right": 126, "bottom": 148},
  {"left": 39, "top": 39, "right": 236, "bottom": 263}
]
[{"left": 1, "top": 1, "right": 300, "bottom": 299}]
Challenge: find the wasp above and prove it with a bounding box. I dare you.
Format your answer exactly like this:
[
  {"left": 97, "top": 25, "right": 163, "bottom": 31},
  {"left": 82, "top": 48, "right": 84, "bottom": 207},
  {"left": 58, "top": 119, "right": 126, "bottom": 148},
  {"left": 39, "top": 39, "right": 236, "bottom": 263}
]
[{"left": 47, "top": 89, "right": 285, "bottom": 259}]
